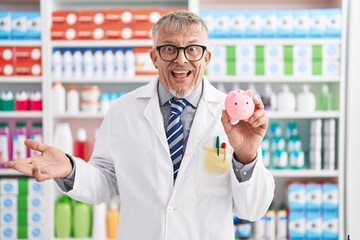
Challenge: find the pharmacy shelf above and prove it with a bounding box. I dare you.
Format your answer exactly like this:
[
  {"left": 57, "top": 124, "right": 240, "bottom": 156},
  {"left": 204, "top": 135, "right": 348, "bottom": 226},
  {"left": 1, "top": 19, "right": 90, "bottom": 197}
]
[
  {"left": 53, "top": 112, "right": 105, "bottom": 119},
  {"left": 50, "top": 40, "right": 153, "bottom": 48},
  {"left": 0, "top": 77, "right": 42, "bottom": 83},
  {"left": 55, "top": 0, "right": 186, "bottom": 4},
  {"left": 267, "top": 111, "right": 340, "bottom": 119},
  {"left": 0, "top": 40, "right": 42, "bottom": 47},
  {"left": 207, "top": 76, "right": 340, "bottom": 83},
  {"left": 271, "top": 169, "right": 339, "bottom": 178},
  {"left": 51, "top": 76, "right": 157, "bottom": 83},
  {"left": 0, "top": 111, "right": 43, "bottom": 118},
  {"left": 0, "top": 169, "right": 25, "bottom": 176},
  {"left": 209, "top": 38, "right": 341, "bottom": 45}
]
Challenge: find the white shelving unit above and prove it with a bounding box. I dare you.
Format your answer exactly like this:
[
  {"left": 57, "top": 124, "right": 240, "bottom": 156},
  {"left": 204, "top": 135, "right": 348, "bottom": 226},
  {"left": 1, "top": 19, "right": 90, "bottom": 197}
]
[{"left": 0, "top": 0, "right": 349, "bottom": 239}]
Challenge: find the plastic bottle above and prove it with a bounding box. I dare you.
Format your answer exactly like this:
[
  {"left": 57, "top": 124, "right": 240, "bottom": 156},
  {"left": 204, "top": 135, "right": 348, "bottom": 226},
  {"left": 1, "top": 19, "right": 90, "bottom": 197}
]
[
  {"left": 1, "top": 91, "right": 15, "bottom": 111},
  {"left": 73, "top": 201, "right": 93, "bottom": 238},
  {"left": 296, "top": 84, "right": 316, "bottom": 112},
  {"left": 114, "top": 48, "right": 125, "bottom": 77},
  {"left": 52, "top": 82, "right": 66, "bottom": 114},
  {"left": 92, "top": 202, "right": 107, "bottom": 240},
  {"left": 94, "top": 48, "right": 104, "bottom": 78},
  {"left": 55, "top": 195, "right": 72, "bottom": 238},
  {"left": 316, "top": 84, "right": 333, "bottom": 111},
  {"left": 52, "top": 48, "right": 63, "bottom": 79},
  {"left": 15, "top": 91, "right": 29, "bottom": 111},
  {"left": 29, "top": 91, "right": 42, "bottom": 111},
  {"left": 260, "top": 84, "right": 277, "bottom": 111},
  {"left": 73, "top": 48, "right": 83, "bottom": 78},
  {"left": 12, "top": 121, "right": 28, "bottom": 160},
  {"left": 104, "top": 48, "right": 115, "bottom": 77},
  {"left": 74, "top": 128, "right": 93, "bottom": 162},
  {"left": 107, "top": 196, "right": 120, "bottom": 239},
  {"left": 29, "top": 121, "right": 43, "bottom": 157},
  {"left": 83, "top": 48, "right": 94, "bottom": 78},
  {"left": 53, "top": 122, "right": 73, "bottom": 155},
  {"left": 264, "top": 204, "right": 276, "bottom": 240},
  {"left": 276, "top": 203, "right": 288, "bottom": 240},
  {"left": 277, "top": 84, "right": 296, "bottom": 112},
  {"left": 0, "top": 122, "right": 11, "bottom": 164},
  {"left": 248, "top": 83, "right": 260, "bottom": 98},
  {"left": 100, "top": 92, "right": 111, "bottom": 113},
  {"left": 124, "top": 47, "right": 135, "bottom": 77},
  {"left": 66, "top": 84, "right": 80, "bottom": 113},
  {"left": 62, "top": 48, "right": 73, "bottom": 78}
]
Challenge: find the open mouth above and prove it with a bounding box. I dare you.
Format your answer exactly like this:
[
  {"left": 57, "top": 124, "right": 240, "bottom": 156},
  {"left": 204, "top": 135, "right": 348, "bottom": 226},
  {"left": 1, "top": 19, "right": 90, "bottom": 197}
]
[{"left": 172, "top": 70, "right": 191, "bottom": 78}]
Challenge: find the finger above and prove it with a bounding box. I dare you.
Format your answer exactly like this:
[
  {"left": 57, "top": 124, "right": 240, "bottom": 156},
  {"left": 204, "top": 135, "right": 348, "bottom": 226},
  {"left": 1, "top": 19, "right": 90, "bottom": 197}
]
[
  {"left": 25, "top": 139, "right": 50, "bottom": 153},
  {"left": 247, "top": 109, "right": 266, "bottom": 125},
  {"left": 250, "top": 116, "right": 269, "bottom": 129},
  {"left": 253, "top": 96, "right": 265, "bottom": 110},
  {"left": 5, "top": 159, "right": 35, "bottom": 177},
  {"left": 33, "top": 165, "right": 50, "bottom": 182}
]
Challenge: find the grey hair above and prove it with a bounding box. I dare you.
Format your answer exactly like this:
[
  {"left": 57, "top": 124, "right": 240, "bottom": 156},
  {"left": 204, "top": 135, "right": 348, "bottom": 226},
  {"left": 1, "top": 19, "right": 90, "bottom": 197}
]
[{"left": 152, "top": 10, "right": 209, "bottom": 46}]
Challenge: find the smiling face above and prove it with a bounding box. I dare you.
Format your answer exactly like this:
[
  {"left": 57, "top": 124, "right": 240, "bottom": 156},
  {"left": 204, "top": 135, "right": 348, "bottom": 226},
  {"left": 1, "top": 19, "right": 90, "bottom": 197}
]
[{"left": 150, "top": 13, "right": 211, "bottom": 98}]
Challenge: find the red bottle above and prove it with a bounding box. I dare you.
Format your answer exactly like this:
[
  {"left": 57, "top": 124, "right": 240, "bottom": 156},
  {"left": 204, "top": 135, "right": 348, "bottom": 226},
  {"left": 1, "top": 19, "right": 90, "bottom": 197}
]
[{"left": 73, "top": 128, "right": 93, "bottom": 162}]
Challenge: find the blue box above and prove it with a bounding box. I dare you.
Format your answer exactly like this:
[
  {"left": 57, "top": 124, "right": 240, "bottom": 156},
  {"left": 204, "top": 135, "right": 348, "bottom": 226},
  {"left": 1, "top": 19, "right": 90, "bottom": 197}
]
[
  {"left": 323, "top": 183, "right": 338, "bottom": 211},
  {"left": 26, "top": 12, "right": 41, "bottom": 40},
  {"left": 214, "top": 12, "right": 231, "bottom": 38},
  {"left": 306, "top": 183, "right": 322, "bottom": 210},
  {"left": 245, "top": 11, "right": 262, "bottom": 38},
  {"left": 288, "top": 183, "right": 306, "bottom": 211},
  {"left": 0, "top": 12, "right": 11, "bottom": 40},
  {"left": 11, "top": 12, "right": 27, "bottom": 40},
  {"left": 277, "top": 10, "right": 294, "bottom": 38},
  {"left": 229, "top": 11, "right": 247, "bottom": 38},
  {"left": 200, "top": 11, "right": 216, "bottom": 39},
  {"left": 262, "top": 11, "right": 277, "bottom": 38},
  {"left": 323, "top": 210, "right": 338, "bottom": 239},
  {"left": 293, "top": 10, "right": 310, "bottom": 38},
  {"left": 326, "top": 9, "right": 341, "bottom": 38},
  {"left": 306, "top": 210, "right": 322, "bottom": 239},
  {"left": 309, "top": 9, "right": 327, "bottom": 38},
  {"left": 289, "top": 210, "right": 306, "bottom": 239}
]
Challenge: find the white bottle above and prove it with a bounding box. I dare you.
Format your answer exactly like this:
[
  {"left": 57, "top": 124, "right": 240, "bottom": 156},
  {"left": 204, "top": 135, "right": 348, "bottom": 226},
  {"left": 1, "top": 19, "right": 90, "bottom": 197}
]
[
  {"left": 52, "top": 82, "right": 66, "bottom": 114},
  {"left": 92, "top": 203, "right": 107, "bottom": 240},
  {"left": 261, "top": 84, "right": 277, "bottom": 111},
  {"left": 104, "top": 48, "right": 115, "bottom": 78},
  {"left": 83, "top": 48, "right": 94, "bottom": 78},
  {"left": 100, "top": 93, "right": 111, "bottom": 113},
  {"left": 124, "top": 47, "right": 135, "bottom": 77},
  {"left": 67, "top": 84, "right": 80, "bottom": 113},
  {"left": 53, "top": 122, "right": 73, "bottom": 154},
  {"left": 248, "top": 83, "right": 260, "bottom": 98},
  {"left": 114, "top": 48, "right": 125, "bottom": 77},
  {"left": 277, "top": 84, "right": 296, "bottom": 112},
  {"left": 73, "top": 48, "right": 83, "bottom": 78},
  {"left": 296, "top": 84, "right": 316, "bottom": 112},
  {"left": 94, "top": 48, "right": 104, "bottom": 78},
  {"left": 62, "top": 48, "right": 73, "bottom": 78},
  {"left": 52, "top": 48, "right": 63, "bottom": 79}
]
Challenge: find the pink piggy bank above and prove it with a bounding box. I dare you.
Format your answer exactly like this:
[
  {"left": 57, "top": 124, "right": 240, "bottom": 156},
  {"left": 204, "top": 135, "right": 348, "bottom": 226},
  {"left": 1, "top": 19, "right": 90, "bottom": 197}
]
[{"left": 225, "top": 89, "right": 255, "bottom": 125}]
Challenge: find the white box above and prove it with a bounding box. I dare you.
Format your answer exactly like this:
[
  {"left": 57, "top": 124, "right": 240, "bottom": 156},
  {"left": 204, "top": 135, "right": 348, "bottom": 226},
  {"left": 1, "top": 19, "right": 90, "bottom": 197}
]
[
  {"left": 288, "top": 183, "right": 306, "bottom": 210},
  {"left": 323, "top": 60, "right": 340, "bottom": 76},
  {"left": 214, "top": 12, "right": 230, "bottom": 38},
  {"left": 288, "top": 211, "right": 306, "bottom": 239},
  {"left": 323, "top": 210, "right": 338, "bottom": 239},
  {"left": 323, "top": 183, "right": 338, "bottom": 210},
  {"left": 28, "top": 179, "right": 44, "bottom": 195},
  {"left": 294, "top": 60, "right": 311, "bottom": 76},
  {"left": 236, "top": 61, "right": 255, "bottom": 76},
  {"left": 0, "top": 12, "right": 12, "bottom": 39},
  {"left": 306, "top": 183, "right": 322, "bottom": 210},
  {"left": 230, "top": 11, "right": 246, "bottom": 38},
  {"left": 265, "top": 60, "right": 283, "bottom": 76},
  {"left": 277, "top": 10, "right": 294, "bottom": 38},
  {"left": 28, "top": 210, "right": 44, "bottom": 225},
  {"left": 265, "top": 45, "right": 283, "bottom": 60},
  {"left": 26, "top": 12, "right": 41, "bottom": 40},
  {"left": 28, "top": 195, "right": 45, "bottom": 210},
  {"left": 245, "top": 11, "right": 262, "bottom": 38},
  {"left": 326, "top": 9, "right": 342, "bottom": 38},
  {"left": 262, "top": 11, "right": 278, "bottom": 38},
  {"left": 236, "top": 45, "right": 255, "bottom": 60},
  {"left": 306, "top": 210, "right": 323, "bottom": 239},
  {"left": 28, "top": 225, "right": 44, "bottom": 240},
  {"left": 293, "top": 10, "right": 310, "bottom": 38},
  {"left": 0, "top": 179, "right": 18, "bottom": 195},
  {"left": 293, "top": 45, "right": 312, "bottom": 60},
  {"left": 210, "top": 45, "right": 227, "bottom": 60},
  {"left": 323, "top": 44, "right": 341, "bottom": 60},
  {"left": 207, "top": 60, "right": 226, "bottom": 76},
  {"left": 0, "top": 211, "right": 17, "bottom": 225},
  {"left": 11, "top": 12, "right": 28, "bottom": 40},
  {"left": 0, "top": 196, "right": 17, "bottom": 210},
  {"left": 310, "top": 10, "right": 327, "bottom": 38},
  {"left": 200, "top": 12, "right": 216, "bottom": 38},
  {"left": 0, "top": 225, "right": 17, "bottom": 240}
]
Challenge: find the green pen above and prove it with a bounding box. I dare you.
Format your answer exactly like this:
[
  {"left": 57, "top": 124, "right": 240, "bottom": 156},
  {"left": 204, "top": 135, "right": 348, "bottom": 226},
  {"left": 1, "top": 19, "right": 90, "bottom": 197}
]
[{"left": 216, "top": 136, "right": 220, "bottom": 156}]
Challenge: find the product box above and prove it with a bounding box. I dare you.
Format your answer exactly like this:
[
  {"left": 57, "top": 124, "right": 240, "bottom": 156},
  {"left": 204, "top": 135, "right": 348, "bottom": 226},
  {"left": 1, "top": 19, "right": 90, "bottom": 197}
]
[
  {"left": 277, "top": 10, "right": 294, "bottom": 38},
  {"left": 265, "top": 45, "right": 283, "bottom": 60},
  {"left": 11, "top": 12, "right": 28, "bottom": 40},
  {"left": 236, "top": 61, "right": 255, "bottom": 76},
  {"left": 294, "top": 60, "right": 311, "bottom": 76},
  {"left": 306, "top": 183, "right": 323, "bottom": 210},
  {"left": 323, "top": 44, "right": 341, "bottom": 60},
  {"left": 0, "top": 225, "right": 17, "bottom": 239},
  {"left": 14, "top": 47, "right": 42, "bottom": 76},
  {"left": 0, "top": 12, "right": 12, "bottom": 40},
  {"left": 245, "top": 11, "right": 262, "bottom": 38},
  {"left": 51, "top": 25, "right": 76, "bottom": 40},
  {"left": 288, "top": 211, "right": 306, "bottom": 239},
  {"left": 288, "top": 183, "right": 306, "bottom": 210},
  {"left": 214, "top": 12, "right": 231, "bottom": 38},
  {"left": 28, "top": 225, "right": 44, "bottom": 239},
  {"left": 132, "top": 8, "right": 163, "bottom": 24},
  {"left": 326, "top": 9, "right": 342, "bottom": 38},
  {"left": 211, "top": 45, "right": 227, "bottom": 60},
  {"left": 52, "top": 10, "right": 78, "bottom": 26},
  {"left": 1, "top": 210, "right": 17, "bottom": 225},
  {"left": 236, "top": 45, "right": 255, "bottom": 60},
  {"left": 28, "top": 210, "right": 44, "bottom": 225},
  {"left": 76, "top": 25, "right": 104, "bottom": 40},
  {"left": 306, "top": 210, "right": 323, "bottom": 239},
  {"left": 26, "top": 12, "right": 41, "bottom": 40},
  {"left": 262, "top": 11, "right": 278, "bottom": 38},
  {"left": 293, "top": 45, "right": 312, "bottom": 60},
  {"left": 77, "top": 10, "right": 105, "bottom": 26},
  {"left": 206, "top": 59, "right": 227, "bottom": 76},
  {"left": 200, "top": 12, "right": 216, "bottom": 38},
  {"left": 0, "top": 196, "right": 17, "bottom": 210},
  {"left": 28, "top": 179, "right": 44, "bottom": 195},
  {"left": 265, "top": 60, "right": 283, "bottom": 76},
  {"left": 323, "top": 60, "right": 340, "bottom": 76},
  {"left": 229, "top": 11, "right": 246, "bottom": 38},
  {"left": 293, "top": 10, "right": 310, "bottom": 38},
  {"left": 104, "top": 23, "right": 133, "bottom": 40},
  {"left": 134, "top": 47, "right": 157, "bottom": 75},
  {"left": 323, "top": 210, "right": 338, "bottom": 239},
  {"left": 309, "top": 9, "right": 327, "bottom": 38},
  {"left": 0, "top": 178, "right": 18, "bottom": 195},
  {"left": 105, "top": 9, "right": 134, "bottom": 24},
  {"left": 132, "top": 21, "right": 152, "bottom": 39},
  {"left": 323, "top": 183, "right": 338, "bottom": 211}
]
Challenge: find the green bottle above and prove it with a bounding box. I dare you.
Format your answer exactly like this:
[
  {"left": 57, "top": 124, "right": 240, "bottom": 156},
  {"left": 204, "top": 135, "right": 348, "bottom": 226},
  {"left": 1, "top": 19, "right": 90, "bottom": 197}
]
[
  {"left": 55, "top": 195, "right": 72, "bottom": 238},
  {"left": 73, "top": 201, "right": 93, "bottom": 238},
  {"left": 316, "top": 84, "right": 333, "bottom": 111}
]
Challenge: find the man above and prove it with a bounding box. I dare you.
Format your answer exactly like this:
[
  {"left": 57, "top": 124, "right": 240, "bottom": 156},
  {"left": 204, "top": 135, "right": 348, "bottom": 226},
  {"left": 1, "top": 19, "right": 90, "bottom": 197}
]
[{"left": 6, "top": 10, "right": 274, "bottom": 239}]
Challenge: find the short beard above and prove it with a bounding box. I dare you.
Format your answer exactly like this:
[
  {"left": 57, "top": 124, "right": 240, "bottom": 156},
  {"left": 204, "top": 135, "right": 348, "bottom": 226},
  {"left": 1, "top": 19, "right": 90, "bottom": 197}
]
[{"left": 169, "top": 86, "right": 194, "bottom": 98}]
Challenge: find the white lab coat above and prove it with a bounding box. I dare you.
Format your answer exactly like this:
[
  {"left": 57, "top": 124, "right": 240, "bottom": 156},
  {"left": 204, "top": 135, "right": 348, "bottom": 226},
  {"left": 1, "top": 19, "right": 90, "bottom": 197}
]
[{"left": 60, "top": 78, "right": 274, "bottom": 240}]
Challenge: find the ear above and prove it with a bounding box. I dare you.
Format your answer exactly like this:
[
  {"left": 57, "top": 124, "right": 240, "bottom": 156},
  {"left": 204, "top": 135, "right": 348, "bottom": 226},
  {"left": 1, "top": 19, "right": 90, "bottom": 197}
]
[
  {"left": 244, "top": 89, "right": 253, "bottom": 97},
  {"left": 150, "top": 48, "right": 158, "bottom": 68},
  {"left": 203, "top": 50, "right": 211, "bottom": 68}
]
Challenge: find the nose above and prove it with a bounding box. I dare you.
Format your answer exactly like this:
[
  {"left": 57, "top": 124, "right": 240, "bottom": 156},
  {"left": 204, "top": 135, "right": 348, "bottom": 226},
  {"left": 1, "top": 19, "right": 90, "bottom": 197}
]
[{"left": 174, "top": 49, "right": 188, "bottom": 64}]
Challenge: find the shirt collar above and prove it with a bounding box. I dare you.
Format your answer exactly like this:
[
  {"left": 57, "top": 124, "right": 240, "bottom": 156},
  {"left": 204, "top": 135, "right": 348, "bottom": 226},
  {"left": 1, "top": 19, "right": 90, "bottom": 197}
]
[{"left": 158, "top": 79, "right": 203, "bottom": 108}]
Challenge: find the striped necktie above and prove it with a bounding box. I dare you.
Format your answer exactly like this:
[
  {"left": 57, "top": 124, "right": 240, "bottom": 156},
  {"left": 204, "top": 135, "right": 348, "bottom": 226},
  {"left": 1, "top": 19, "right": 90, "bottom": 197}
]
[{"left": 166, "top": 98, "right": 189, "bottom": 181}]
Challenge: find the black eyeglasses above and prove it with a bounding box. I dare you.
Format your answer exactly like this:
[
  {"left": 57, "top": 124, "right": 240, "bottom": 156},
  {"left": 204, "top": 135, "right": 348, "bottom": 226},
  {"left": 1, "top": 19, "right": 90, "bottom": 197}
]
[{"left": 156, "top": 44, "right": 207, "bottom": 62}]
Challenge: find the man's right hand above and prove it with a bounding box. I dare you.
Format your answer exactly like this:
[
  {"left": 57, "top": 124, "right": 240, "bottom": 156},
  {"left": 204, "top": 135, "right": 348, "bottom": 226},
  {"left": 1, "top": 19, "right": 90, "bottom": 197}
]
[{"left": 5, "top": 139, "right": 73, "bottom": 182}]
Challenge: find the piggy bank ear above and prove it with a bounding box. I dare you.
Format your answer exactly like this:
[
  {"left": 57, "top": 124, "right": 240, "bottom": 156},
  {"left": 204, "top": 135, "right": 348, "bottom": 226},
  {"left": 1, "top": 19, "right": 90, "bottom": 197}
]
[
  {"left": 228, "top": 91, "right": 238, "bottom": 98},
  {"left": 244, "top": 89, "right": 253, "bottom": 97}
]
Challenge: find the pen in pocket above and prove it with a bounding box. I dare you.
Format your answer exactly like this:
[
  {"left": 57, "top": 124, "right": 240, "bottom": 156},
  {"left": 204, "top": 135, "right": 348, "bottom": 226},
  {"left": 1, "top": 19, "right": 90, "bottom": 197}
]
[{"left": 221, "top": 142, "right": 226, "bottom": 162}]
